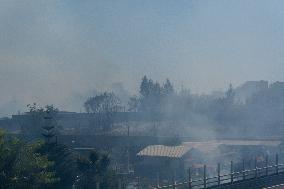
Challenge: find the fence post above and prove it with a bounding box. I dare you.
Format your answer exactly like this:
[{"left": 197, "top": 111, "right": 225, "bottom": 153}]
[
  {"left": 231, "top": 161, "right": 234, "bottom": 184},
  {"left": 218, "top": 163, "right": 221, "bottom": 185},
  {"left": 276, "top": 154, "right": 279, "bottom": 175},
  {"left": 172, "top": 175, "right": 176, "bottom": 189},
  {"left": 137, "top": 176, "right": 140, "bottom": 189},
  {"left": 118, "top": 178, "right": 121, "bottom": 189},
  {"left": 188, "top": 168, "right": 192, "bottom": 189},
  {"left": 156, "top": 172, "right": 160, "bottom": 188},
  {"left": 242, "top": 159, "right": 245, "bottom": 180},
  {"left": 255, "top": 157, "right": 258, "bottom": 178},
  {"left": 266, "top": 155, "right": 268, "bottom": 176},
  {"left": 204, "top": 165, "right": 207, "bottom": 188}
]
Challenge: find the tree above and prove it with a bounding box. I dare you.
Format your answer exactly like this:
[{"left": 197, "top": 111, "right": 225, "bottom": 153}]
[
  {"left": 160, "top": 79, "right": 178, "bottom": 115},
  {"left": 162, "top": 79, "right": 174, "bottom": 97},
  {"left": 37, "top": 143, "right": 78, "bottom": 189},
  {"left": 137, "top": 76, "right": 162, "bottom": 113},
  {"left": 84, "top": 92, "right": 122, "bottom": 132},
  {"left": 213, "top": 84, "right": 240, "bottom": 124},
  {"left": 22, "top": 103, "right": 59, "bottom": 136},
  {"left": 0, "top": 130, "right": 57, "bottom": 189},
  {"left": 74, "top": 151, "right": 117, "bottom": 189},
  {"left": 139, "top": 76, "right": 150, "bottom": 98},
  {"left": 224, "top": 83, "right": 235, "bottom": 105},
  {"left": 131, "top": 76, "right": 178, "bottom": 114},
  {"left": 84, "top": 92, "right": 122, "bottom": 114}
]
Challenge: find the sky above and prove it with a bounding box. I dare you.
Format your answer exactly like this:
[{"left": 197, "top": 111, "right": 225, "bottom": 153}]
[{"left": 1, "top": 0, "right": 284, "bottom": 116}]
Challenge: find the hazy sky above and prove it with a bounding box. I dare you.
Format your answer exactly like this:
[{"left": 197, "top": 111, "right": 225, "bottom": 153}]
[{"left": 1, "top": 0, "right": 284, "bottom": 116}]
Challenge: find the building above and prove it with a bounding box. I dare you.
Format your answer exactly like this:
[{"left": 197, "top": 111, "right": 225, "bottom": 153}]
[
  {"left": 136, "top": 140, "right": 282, "bottom": 180},
  {"left": 136, "top": 145, "right": 192, "bottom": 179},
  {"left": 235, "top": 80, "right": 269, "bottom": 104}
]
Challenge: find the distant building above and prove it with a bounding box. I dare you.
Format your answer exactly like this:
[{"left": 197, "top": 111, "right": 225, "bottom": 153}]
[
  {"left": 235, "top": 80, "right": 269, "bottom": 104},
  {"left": 12, "top": 111, "right": 140, "bottom": 134},
  {"left": 269, "top": 81, "right": 284, "bottom": 93}
]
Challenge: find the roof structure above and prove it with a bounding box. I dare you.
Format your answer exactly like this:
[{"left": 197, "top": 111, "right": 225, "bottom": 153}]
[
  {"left": 137, "top": 145, "right": 191, "bottom": 158},
  {"left": 182, "top": 140, "right": 281, "bottom": 154},
  {"left": 182, "top": 142, "right": 219, "bottom": 154},
  {"left": 137, "top": 140, "right": 281, "bottom": 159}
]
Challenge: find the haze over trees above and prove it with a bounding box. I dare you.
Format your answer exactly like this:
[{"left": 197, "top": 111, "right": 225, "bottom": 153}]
[
  {"left": 81, "top": 76, "right": 284, "bottom": 137},
  {"left": 128, "top": 76, "right": 177, "bottom": 114},
  {"left": 13, "top": 75, "right": 284, "bottom": 138},
  {"left": 84, "top": 92, "right": 122, "bottom": 132},
  {"left": 21, "top": 103, "right": 59, "bottom": 136}
]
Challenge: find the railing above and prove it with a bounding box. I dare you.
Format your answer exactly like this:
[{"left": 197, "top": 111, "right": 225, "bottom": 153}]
[{"left": 154, "top": 154, "right": 284, "bottom": 189}]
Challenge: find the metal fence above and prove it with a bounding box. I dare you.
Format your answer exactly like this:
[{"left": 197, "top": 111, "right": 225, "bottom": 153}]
[{"left": 154, "top": 154, "right": 284, "bottom": 189}]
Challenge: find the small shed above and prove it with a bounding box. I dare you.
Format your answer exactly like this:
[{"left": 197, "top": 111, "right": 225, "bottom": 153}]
[{"left": 136, "top": 145, "right": 192, "bottom": 178}]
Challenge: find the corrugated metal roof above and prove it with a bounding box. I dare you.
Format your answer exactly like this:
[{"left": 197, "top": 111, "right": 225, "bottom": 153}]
[{"left": 137, "top": 145, "right": 191, "bottom": 158}]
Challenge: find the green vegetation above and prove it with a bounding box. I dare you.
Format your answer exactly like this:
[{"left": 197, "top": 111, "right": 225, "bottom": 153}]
[
  {"left": 0, "top": 130, "right": 57, "bottom": 189},
  {"left": 37, "top": 143, "right": 78, "bottom": 189},
  {"left": 0, "top": 129, "right": 118, "bottom": 189},
  {"left": 74, "top": 151, "right": 118, "bottom": 189}
]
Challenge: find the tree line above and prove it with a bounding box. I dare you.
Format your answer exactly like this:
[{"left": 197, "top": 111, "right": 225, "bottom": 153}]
[{"left": 83, "top": 76, "right": 284, "bottom": 136}]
